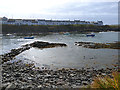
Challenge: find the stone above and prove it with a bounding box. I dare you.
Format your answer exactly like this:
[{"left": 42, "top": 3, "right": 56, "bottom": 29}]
[
  {"left": 38, "top": 85, "right": 42, "bottom": 88},
  {"left": 28, "top": 77, "right": 33, "bottom": 80},
  {"left": 44, "top": 79, "right": 49, "bottom": 82},
  {"left": 70, "top": 74, "right": 75, "bottom": 77},
  {"left": 82, "top": 81, "right": 89, "bottom": 85},
  {"left": 14, "top": 73, "right": 21, "bottom": 77},
  {"left": 102, "top": 73, "right": 106, "bottom": 76},
  {"left": 5, "top": 83, "right": 16, "bottom": 90},
  {"left": 57, "top": 81, "right": 65, "bottom": 85},
  {"left": 45, "top": 74, "right": 52, "bottom": 78}
]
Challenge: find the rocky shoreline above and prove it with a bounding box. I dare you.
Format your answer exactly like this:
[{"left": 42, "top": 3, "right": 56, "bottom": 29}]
[
  {"left": 1, "top": 41, "right": 119, "bottom": 89},
  {"left": 2, "top": 60, "right": 118, "bottom": 89},
  {"left": 75, "top": 41, "right": 120, "bottom": 49}
]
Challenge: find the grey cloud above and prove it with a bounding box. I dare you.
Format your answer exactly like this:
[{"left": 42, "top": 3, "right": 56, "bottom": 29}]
[
  {"left": 20, "top": 2, "right": 117, "bottom": 25},
  {"left": 42, "top": 2, "right": 117, "bottom": 25},
  {"left": 33, "top": 13, "right": 117, "bottom": 25},
  {"left": 46, "top": 2, "right": 117, "bottom": 15}
]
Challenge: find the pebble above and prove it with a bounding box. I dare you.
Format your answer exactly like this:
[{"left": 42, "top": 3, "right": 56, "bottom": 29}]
[{"left": 1, "top": 54, "right": 117, "bottom": 89}]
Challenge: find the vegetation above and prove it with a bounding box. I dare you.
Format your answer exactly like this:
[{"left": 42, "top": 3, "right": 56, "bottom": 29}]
[
  {"left": 91, "top": 71, "right": 120, "bottom": 89},
  {"left": 2, "top": 24, "right": 119, "bottom": 34}
]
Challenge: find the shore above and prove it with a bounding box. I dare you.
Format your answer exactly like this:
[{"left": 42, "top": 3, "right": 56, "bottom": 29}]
[
  {"left": 1, "top": 41, "right": 119, "bottom": 89},
  {"left": 2, "top": 60, "right": 118, "bottom": 89}
]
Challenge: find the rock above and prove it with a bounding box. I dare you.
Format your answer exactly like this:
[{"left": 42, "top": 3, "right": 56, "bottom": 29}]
[
  {"left": 86, "top": 74, "right": 91, "bottom": 78},
  {"left": 82, "top": 81, "right": 89, "bottom": 85},
  {"left": 30, "top": 41, "right": 67, "bottom": 48},
  {"left": 14, "top": 73, "right": 21, "bottom": 77},
  {"left": 2, "top": 57, "right": 116, "bottom": 89},
  {"left": 44, "top": 78, "right": 49, "bottom": 82},
  {"left": 75, "top": 41, "right": 120, "bottom": 49},
  {"left": 28, "top": 77, "right": 33, "bottom": 80},
  {"left": 59, "top": 76, "right": 63, "bottom": 79},
  {"left": 53, "top": 75, "right": 59, "bottom": 78},
  {"left": 57, "top": 81, "right": 65, "bottom": 85},
  {"left": 45, "top": 74, "right": 52, "bottom": 78},
  {"left": 76, "top": 80, "right": 81, "bottom": 83},
  {"left": 38, "top": 85, "right": 42, "bottom": 88},
  {"left": 5, "top": 83, "right": 16, "bottom": 90},
  {"left": 26, "top": 85, "right": 34, "bottom": 88},
  {"left": 102, "top": 73, "right": 106, "bottom": 76},
  {"left": 1, "top": 83, "right": 10, "bottom": 90},
  {"left": 48, "top": 81, "right": 54, "bottom": 84},
  {"left": 70, "top": 74, "right": 75, "bottom": 77}
]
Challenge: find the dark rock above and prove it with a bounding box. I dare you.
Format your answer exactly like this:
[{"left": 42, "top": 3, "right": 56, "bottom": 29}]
[
  {"left": 14, "top": 73, "right": 21, "bottom": 78},
  {"left": 5, "top": 83, "right": 16, "bottom": 90},
  {"left": 75, "top": 41, "right": 120, "bottom": 49},
  {"left": 82, "top": 81, "right": 89, "bottom": 85}
]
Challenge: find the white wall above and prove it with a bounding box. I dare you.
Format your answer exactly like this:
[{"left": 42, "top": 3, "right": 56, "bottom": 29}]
[{"left": 2, "top": 19, "right": 103, "bottom": 26}]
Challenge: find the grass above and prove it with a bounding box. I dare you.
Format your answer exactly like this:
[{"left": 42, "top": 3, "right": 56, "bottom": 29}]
[{"left": 91, "top": 71, "right": 120, "bottom": 89}]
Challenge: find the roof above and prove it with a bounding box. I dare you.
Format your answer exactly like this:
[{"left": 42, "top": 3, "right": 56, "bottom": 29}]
[{"left": 37, "top": 19, "right": 45, "bottom": 21}]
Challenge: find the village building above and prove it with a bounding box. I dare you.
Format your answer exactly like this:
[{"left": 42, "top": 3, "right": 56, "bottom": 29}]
[{"left": 1, "top": 17, "right": 103, "bottom": 26}]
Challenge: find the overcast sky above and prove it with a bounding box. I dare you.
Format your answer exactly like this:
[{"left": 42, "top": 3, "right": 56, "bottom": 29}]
[{"left": 0, "top": 0, "right": 119, "bottom": 25}]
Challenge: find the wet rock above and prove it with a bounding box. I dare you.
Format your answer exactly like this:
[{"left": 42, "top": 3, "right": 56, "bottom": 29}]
[
  {"left": 82, "top": 81, "right": 89, "bottom": 85},
  {"left": 38, "top": 85, "right": 42, "bottom": 88},
  {"left": 70, "top": 74, "right": 75, "bottom": 77},
  {"left": 57, "top": 81, "right": 65, "bottom": 85},
  {"left": 14, "top": 73, "right": 21, "bottom": 78},
  {"left": 5, "top": 83, "right": 16, "bottom": 90},
  {"left": 30, "top": 41, "right": 67, "bottom": 48},
  {"left": 102, "top": 73, "right": 107, "bottom": 76},
  {"left": 1, "top": 83, "right": 10, "bottom": 90},
  {"left": 26, "top": 85, "right": 34, "bottom": 88},
  {"left": 27, "top": 77, "right": 33, "bottom": 80},
  {"left": 75, "top": 41, "right": 120, "bottom": 49},
  {"left": 45, "top": 74, "right": 52, "bottom": 78}
]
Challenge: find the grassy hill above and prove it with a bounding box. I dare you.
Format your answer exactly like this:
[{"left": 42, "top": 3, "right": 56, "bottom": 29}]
[{"left": 2, "top": 24, "right": 119, "bottom": 34}]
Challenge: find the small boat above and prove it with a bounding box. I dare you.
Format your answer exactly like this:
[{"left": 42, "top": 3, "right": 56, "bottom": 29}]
[
  {"left": 24, "top": 36, "right": 34, "bottom": 39},
  {"left": 86, "top": 34, "right": 95, "bottom": 37}
]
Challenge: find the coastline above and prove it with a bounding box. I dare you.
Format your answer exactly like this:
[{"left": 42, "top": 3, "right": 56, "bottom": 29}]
[
  {"left": 2, "top": 60, "right": 118, "bottom": 89},
  {"left": 1, "top": 41, "right": 119, "bottom": 89},
  {"left": 2, "top": 34, "right": 119, "bottom": 89}
]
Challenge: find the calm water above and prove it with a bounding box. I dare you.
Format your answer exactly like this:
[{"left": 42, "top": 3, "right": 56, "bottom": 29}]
[{"left": 0, "top": 32, "right": 119, "bottom": 69}]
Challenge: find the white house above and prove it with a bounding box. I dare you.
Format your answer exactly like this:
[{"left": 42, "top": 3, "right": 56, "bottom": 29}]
[{"left": 1, "top": 17, "right": 103, "bottom": 26}]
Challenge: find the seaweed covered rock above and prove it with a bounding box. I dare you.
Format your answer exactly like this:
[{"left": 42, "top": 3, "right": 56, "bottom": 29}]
[
  {"left": 75, "top": 41, "right": 120, "bottom": 49},
  {"left": 29, "top": 41, "right": 67, "bottom": 48}
]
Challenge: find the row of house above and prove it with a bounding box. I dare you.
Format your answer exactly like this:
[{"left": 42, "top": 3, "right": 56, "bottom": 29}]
[{"left": 1, "top": 17, "right": 103, "bottom": 26}]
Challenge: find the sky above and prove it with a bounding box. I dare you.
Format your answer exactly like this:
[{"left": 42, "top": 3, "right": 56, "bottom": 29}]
[{"left": 0, "top": 0, "right": 119, "bottom": 25}]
